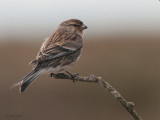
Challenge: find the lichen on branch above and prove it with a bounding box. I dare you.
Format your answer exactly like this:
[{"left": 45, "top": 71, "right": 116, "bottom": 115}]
[{"left": 50, "top": 73, "right": 142, "bottom": 120}]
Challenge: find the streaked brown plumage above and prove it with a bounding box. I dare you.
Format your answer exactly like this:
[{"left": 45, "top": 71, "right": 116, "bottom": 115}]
[{"left": 12, "top": 19, "right": 87, "bottom": 92}]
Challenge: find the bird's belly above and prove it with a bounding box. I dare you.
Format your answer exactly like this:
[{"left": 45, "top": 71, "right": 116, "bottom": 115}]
[
  {"left": 45, "top": 52, "right": 81, "bottom": 73},
  {"left": 44, "top": 62, "right": 75, "bottom": 74}
]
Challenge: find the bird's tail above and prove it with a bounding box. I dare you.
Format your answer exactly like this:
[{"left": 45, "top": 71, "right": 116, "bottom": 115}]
[{"left": 11, "top": 68, "right": 45, "bottom": 93}]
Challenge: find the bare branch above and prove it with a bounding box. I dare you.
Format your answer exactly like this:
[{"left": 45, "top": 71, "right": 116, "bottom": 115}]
[{"left": 51, "top": 73, "right": 142, "bottom": 120}]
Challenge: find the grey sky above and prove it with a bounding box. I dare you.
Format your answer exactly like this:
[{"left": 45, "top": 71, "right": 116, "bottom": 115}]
[{"left": 1, "top": 0, "right": 160, "bottom": 41}]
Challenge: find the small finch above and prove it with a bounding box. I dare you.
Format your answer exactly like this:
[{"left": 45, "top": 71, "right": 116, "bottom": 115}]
[{"left": 12, "top": 19, "right": 87, "bottom": 92}]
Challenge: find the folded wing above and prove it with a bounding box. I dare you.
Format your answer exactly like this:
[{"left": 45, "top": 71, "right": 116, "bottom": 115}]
[{"left": 30, "top": 30, "right": 83, "bottom": 65}]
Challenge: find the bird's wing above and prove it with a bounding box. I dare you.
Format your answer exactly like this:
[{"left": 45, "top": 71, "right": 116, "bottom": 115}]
[{"left": 30, "top": 31, "right": 83, "bottom": 65}]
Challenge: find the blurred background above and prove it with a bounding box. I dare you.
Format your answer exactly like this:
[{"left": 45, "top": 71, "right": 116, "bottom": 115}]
[{"left": 1, "top": 0, "right": 160, "bottom": 120}]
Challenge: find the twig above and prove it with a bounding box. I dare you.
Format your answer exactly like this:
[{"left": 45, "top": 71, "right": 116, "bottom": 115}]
[{"left": 51, "top": 73, "right": 142, "bottom": 120}]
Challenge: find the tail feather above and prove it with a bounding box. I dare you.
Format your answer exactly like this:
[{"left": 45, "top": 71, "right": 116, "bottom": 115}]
[
  {"left": 20, "top": 70, "right": 44, "bottom": 92},
  {"left": 11, "top": 69, "right": 44, "bottom": 93}
]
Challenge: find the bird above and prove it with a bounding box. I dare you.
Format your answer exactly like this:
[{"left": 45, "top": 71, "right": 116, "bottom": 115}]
[{"left": 12, "top": 19, "right": 88, "bottom": 93}]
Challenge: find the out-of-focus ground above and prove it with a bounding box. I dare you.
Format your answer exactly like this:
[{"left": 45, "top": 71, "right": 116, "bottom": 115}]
[{"left": 1, "top": 36, "right": 160, "bottom": 120}]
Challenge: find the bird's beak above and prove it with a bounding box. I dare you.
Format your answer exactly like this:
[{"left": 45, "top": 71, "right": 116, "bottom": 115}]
[{"left": 82, "top": 24, "right": 88, "bottom": 30}]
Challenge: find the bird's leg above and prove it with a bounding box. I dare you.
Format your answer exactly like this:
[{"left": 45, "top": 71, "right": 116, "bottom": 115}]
[{"left": 65, "top": 71, "right": 79, "bottom": 83}]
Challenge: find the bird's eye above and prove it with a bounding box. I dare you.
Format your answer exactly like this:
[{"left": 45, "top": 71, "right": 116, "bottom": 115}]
[{"left": 72, "top": 24, "right": 79, "bottom": 27}]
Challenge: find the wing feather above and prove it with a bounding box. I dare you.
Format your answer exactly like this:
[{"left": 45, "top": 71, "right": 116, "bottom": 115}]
[{"left": 30, "top": 29, "right": 83, "bottom": 65}]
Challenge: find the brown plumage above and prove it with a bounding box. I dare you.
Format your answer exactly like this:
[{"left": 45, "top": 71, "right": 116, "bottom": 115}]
[{"left": 12, "top": 19, "right": 87, "bottom": 92}]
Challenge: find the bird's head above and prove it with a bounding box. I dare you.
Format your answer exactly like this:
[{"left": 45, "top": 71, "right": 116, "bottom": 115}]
[{"left": 59, "top": 19, "right": 87, "bottom": 36}]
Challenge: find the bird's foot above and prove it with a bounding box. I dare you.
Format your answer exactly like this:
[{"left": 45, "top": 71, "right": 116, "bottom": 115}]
[
  {"left": 71, "top": 73, "right": 79, "bottom": 83},
  {"left": 50, "top": 72, "right": 79, "bottom": 82},
  {"left": 65, "top": 71, "right": 79, "bottom": 83}
]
